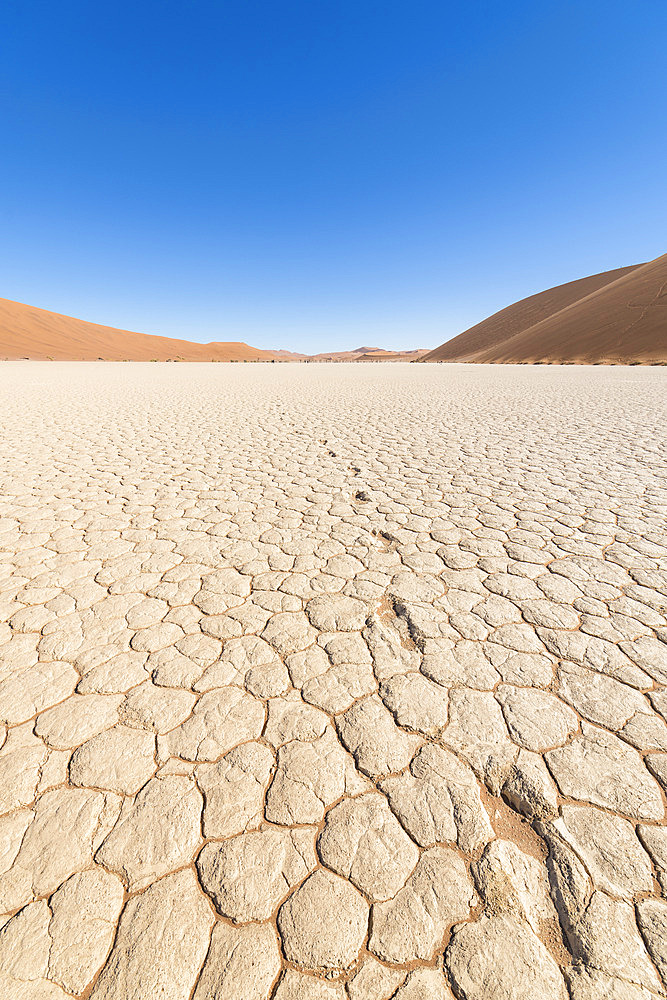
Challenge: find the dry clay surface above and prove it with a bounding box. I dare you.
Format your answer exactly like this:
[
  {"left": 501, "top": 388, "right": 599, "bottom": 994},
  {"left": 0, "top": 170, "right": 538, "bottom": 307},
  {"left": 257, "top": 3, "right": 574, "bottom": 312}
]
[{"left": 1, "top": 361, "right": 666, "bottom": 1000}]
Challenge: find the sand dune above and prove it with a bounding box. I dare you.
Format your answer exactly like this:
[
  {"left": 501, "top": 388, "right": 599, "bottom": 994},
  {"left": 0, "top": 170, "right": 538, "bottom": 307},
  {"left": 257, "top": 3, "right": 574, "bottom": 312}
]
[
  {"left": 9, "top": 250, "right": 666, "bottom": 367},
  {"left": 310, "top": 346, "right": 431, "bottom": 362},
  {"left": 0, "top": 297, "right": 427, "bottom": 363},
  {"left": 424, "top": 253, "right": 667, "bottom": 364},
  {"left": 354, "top": 348, "right": 429, "bottom": 362},
  {"left": 0, "top": 297, "right": 283, "bottom": 362}
]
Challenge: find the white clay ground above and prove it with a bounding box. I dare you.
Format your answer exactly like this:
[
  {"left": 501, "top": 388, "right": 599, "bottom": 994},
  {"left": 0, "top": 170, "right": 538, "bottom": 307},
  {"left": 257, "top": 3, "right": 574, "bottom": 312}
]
[{"left": 1, "top": 361, "right": 666, "bottom": 999}]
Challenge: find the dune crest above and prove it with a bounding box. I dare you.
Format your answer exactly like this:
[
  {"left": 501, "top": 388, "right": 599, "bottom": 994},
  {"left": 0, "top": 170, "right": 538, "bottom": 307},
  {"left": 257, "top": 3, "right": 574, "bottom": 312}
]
[
  {"left": 424, "top": 253, "right": 667, "bottom": 364},
  {"left": 0, "top": 297, "right": 285, "bottom": 362},
  {"left": 0, "top": 297, "right": 429, "bottom": 362}
]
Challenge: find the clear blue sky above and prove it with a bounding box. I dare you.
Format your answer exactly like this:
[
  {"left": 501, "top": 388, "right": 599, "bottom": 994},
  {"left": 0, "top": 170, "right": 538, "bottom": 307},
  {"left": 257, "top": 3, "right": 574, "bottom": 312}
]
[{"left": 1, "top": 1, "right": 666, "bottom": 352}]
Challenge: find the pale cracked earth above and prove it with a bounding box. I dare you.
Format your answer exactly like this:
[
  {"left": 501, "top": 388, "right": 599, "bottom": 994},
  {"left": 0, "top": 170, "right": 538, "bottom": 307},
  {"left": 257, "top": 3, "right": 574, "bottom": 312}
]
[{"left": 1, "top": 361, "right": 666, "bottom": 1000}]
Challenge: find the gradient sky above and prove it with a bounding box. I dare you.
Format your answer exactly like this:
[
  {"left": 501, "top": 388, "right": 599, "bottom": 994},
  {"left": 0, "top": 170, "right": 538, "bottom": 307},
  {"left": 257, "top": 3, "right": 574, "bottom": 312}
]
[{"left": 1, "top": 1, "right": 666, "bottom": 353}]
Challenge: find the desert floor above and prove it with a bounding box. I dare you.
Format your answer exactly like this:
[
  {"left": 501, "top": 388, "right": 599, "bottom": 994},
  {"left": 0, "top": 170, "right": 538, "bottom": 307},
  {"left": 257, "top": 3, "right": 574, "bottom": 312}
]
[{"left": 1, "top": 361, "right": 666, "bottom": 999}]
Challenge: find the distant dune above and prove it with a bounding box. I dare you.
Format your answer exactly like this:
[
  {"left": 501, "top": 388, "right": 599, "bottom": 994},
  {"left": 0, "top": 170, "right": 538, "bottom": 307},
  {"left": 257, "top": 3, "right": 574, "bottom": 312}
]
[
  {"left": 14, "top": 251, "right": 666, "bottom": 368},
  {"left": 309, "top": 346, "right": 431, "bottom": 362},
  {"left": 423, "top": 253, "right": 667, "bottom": 364},
  {"left": 0, "top": 297, "right": 284, "bottom": 362},
  {"left": 0, "top": 298, "right": 426, "bottom": 362}
]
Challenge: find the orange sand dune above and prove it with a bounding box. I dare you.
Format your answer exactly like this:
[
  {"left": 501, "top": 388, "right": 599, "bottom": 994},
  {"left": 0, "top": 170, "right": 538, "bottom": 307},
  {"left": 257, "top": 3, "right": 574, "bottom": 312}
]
[
  {"left": 0, "top": 297, "right": 281, "bottom": 362},
  {"left": 0, "top": 298, "right": 427, "bottom": 363},
  {"left": 423, "top": 253, "right": 667, "bottom": 364},
  {"left": 310, "top": 347, "right": 431, "bottom": 362},
  {"left": 354, "top": 349, "right": 429, "bottom": 361}
]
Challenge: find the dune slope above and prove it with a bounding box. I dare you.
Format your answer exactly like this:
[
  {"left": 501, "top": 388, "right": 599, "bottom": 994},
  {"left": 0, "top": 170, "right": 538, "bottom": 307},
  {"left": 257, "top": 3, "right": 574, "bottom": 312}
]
[
  {"left": 424, "top": 254, "right": 667, "bottom": 363},
  {"left": 0, "top": 297, "right": 279, "bottom": 361},
  {"left": 310, "top": 347, "right": 430, "bottom": 362},
  {"left": 0, "top": 298, "right": 428, "bottom": 362}
]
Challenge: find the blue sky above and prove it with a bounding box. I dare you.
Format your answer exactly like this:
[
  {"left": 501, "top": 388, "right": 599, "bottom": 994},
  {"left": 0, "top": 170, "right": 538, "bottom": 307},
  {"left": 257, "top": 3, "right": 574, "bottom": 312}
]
[{"left": 1, "top": 1, "right": 666, "bottom": 352}]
